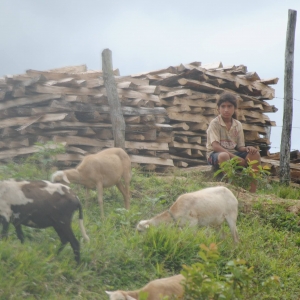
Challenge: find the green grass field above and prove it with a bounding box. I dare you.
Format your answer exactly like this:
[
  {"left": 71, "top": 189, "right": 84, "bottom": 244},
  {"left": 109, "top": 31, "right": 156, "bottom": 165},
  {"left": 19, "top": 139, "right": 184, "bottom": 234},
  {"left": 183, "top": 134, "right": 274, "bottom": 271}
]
[{"left": 0, "top": 165, "right": 300, "bottom": 299}]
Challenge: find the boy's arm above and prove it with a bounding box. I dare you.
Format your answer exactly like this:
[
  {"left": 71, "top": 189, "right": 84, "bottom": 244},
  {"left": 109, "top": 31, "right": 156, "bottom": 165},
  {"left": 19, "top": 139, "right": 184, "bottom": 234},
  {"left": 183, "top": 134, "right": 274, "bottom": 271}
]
[{"left": 236, "top": 145, "right": 258, "bottom": 154}]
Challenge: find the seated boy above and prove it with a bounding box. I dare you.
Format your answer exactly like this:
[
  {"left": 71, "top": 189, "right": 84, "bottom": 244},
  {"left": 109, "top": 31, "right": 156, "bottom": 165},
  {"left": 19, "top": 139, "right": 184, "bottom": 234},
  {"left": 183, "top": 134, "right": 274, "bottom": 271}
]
[{"left": 206, "top": 92, "right": 261, "bottom": 193}]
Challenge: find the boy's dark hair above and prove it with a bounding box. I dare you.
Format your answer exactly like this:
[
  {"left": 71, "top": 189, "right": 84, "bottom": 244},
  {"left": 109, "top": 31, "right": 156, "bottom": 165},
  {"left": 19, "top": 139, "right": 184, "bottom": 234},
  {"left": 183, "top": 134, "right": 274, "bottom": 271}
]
[{"left": 217, "top": 92, "right": 238, "bottom": 108}]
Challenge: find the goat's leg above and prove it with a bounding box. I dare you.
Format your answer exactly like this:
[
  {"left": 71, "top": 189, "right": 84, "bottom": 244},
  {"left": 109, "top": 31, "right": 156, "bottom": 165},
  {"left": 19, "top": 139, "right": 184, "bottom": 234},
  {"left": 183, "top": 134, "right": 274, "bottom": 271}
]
[
  {"left": 54, "top": 225, "right": 80, "bottom": 263},
  {"left": 96, "top": 183, "right": 104, "bottom": 218},
  {"left": 14, "top": 224, "right": 25, "bottom": 243},
  {"left": 214, "top": 224, "right": 225, "bottom": 240},
  {"left": 116, "top": 181, "right": 130, "bottom": 210},
  {"left": 225, "top": 216, "right": 239, "bottom": 244},
  {"left": 1, "top": 218, "right": 9, "bottom": 239}
]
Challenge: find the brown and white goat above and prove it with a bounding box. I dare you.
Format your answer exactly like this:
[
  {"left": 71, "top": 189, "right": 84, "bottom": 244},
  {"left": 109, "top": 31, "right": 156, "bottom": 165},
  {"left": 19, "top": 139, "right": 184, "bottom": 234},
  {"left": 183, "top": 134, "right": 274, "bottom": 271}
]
[
  {"left": 51, "top": 147, "right": 131, "bottom": 218},
  {"left": 106, "top": 274, "right": 185, "bottom": 300},
  {"left": 0, "top": 179, "right": 89, "bottom": 263},
  {"left": 137, "top": 186, "right": 239, "bottom": 243}
]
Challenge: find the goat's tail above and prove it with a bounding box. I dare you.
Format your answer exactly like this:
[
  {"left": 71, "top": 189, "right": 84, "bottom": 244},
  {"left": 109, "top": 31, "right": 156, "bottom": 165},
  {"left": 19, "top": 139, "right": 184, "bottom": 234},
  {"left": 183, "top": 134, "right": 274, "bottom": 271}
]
[{"left": 78, "top": 201, "right": 90, "bottom": 242}]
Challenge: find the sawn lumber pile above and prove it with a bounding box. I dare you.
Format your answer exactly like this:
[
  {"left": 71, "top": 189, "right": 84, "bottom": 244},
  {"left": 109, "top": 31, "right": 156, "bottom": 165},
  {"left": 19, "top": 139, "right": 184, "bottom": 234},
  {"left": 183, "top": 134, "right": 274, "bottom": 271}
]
[
  {"left": 261, "top": 150, "right": 300, "bottom": 184},
  {"left": 0, "top": 62, "right": 279, "bottom": 171}
]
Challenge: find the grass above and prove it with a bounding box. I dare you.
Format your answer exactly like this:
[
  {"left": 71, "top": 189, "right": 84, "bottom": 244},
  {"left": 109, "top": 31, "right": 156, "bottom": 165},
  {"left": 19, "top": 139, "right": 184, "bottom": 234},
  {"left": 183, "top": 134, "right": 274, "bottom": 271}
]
[{"left": 0, "top": 164, "right": 300, "bottom": 299}]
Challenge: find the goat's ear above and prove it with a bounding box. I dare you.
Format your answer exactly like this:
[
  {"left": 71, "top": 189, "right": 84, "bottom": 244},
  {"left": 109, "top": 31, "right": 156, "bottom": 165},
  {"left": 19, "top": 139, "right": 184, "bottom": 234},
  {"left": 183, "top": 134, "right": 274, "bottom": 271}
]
[
  {"left": 63, "top": 173, "right": 70, "bottom": 183},
  {"left": 105, "top": 291, "right": 112, "bottom": 295}
]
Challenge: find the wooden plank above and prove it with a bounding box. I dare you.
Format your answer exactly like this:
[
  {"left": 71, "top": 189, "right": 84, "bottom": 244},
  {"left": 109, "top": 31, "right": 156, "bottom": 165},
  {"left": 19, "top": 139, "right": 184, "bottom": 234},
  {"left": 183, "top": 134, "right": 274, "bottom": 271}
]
[
  {"left": 171, "top": 154, "right": 203, "bottom": 163},
  {"left": 237, "top": 72, "right": 260, "bottom": 81},
  {"left": 261, "top": 157, "right": 300, "bottom": 171},
  {"left": 188, "top": 136, "right": 202, "bottom": 144},
  {"left": 53, "top": 136, "right": 169, "bottom": 151},
  {"left": 172, "top": 96, "right": 216, "bottom": 108},
  {"left": 117, "top": 81, "right": 138, "bottom": 89},
  {"left": 174, "top": 136, "right": 188, "bottom": 143},
  {"left": 6, "top": 138, "right": 30, "bottom": 149},
  {"left": 191, "top": 149, "right": 204, "bottom": 157},
  {"left": 169, "top": 141, "right": 207, "bottom": 151},
  {"left": 188, "top": 123, "right": 208, "bottom": 131},
  {"left": 0, "top": 113, "right": 68, "bottom": 130},
  {"left": 171, "top": 122, "right": 189, "bottom": 130},
  {"left": 242, "top": 123, "right": 268, "bottom": 134},
  {"left": 129, "top": 155, "right": 174, "bottom": 166},
  {"left": 30, "top": 84, "right": 101, "bottom": 96},
  {"left": 174, "top": 161, "right": 189, "bottom": 167},
  {"left": 131, "top": 66, "right": 177, "bottom": 78},
  {"left": 168, "top": 112, "right": 208, "bottom": 123},
  {"left": 178, "top": 78, "right": 224, "bottom": 94},
  {"left": 53, "top": 135, "right": 114, "bottom": 147},
  {"left": 119, "top": 89, "right": 160, "bottom": 103},
  {"left": 0, "top": 94, "right": 61, "bottom": 111},
  {"left": 134, "top": 85, "right": 160, "bottom": 94},
  {"left": 48, "top": 100, "right": 167, "bottom": 116},
  {"left": 151, "top": 68, "right": 205, "bottom": 86},
  {"left": 166, "top": 105, "right": 191, "bottom": 113},
  {"left": 126, "top": 141, "right": 169, "bottom": 151},
  {"left": 259, "top": 77, "right": 279, "bottom": 85},
  {"left": 160, "top": 89, "right": 192, "bottom": 99},
  {"left": 55, "top": 153, "right": 85, "bottom": 162}
]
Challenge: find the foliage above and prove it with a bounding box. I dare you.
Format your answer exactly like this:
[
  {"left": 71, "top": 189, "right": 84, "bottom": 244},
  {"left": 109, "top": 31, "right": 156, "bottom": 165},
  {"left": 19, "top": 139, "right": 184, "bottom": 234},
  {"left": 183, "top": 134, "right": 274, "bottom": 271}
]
[
  {"left": 0, "top": 141, "right": 65, "bottom": 181},
  {"left": 214, "top": 157, "right": 270, "bottom": 192},
  {"left": 252, "top": 203, "right": 300, "bottom": 233},
  {"left": 138, "top": 225, "right": 215, "bottom": 272},
  {"left": 270, "top": 182, "right": 300, "bottom": 199},
  {"left": 24, "top": 141, "right": 66, "bottom": 179},
  {"left": 181, "top": 243, "right": 280, "bottom": 300}
]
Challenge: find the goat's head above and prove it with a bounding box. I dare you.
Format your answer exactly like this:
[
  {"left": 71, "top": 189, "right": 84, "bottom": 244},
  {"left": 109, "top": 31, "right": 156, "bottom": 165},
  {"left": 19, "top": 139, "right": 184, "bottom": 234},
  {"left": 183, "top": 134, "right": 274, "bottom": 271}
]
[
  {"left": 136, "top": 220, "right": 150, "bottom": 232},
  {"left": 51, "top": 171, "right": 70, "bottom": 184}
]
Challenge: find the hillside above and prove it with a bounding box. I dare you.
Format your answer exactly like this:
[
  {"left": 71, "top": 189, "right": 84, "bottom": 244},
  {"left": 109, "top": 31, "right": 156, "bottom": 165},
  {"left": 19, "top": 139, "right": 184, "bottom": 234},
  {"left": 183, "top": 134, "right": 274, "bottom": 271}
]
[{"left": 0, "top": 161, "right": 299, "bottom": 299}]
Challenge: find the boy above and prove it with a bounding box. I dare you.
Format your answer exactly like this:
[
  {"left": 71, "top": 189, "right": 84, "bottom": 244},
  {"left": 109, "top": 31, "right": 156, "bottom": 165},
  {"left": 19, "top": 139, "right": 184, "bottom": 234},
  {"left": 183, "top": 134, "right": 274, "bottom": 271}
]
[{"left": 206, "top": 92, "right": 261, "bottom": 193}]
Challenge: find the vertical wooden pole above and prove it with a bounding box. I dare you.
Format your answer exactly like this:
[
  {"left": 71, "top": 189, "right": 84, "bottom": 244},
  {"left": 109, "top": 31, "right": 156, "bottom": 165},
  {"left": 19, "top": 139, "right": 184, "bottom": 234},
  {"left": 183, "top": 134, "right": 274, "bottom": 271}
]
[
  {"left": 280, "top": 9, "right": 297, "bottom": 185},
  {"left": 102, "top": 49, "right": 126, "bottom": 149}
]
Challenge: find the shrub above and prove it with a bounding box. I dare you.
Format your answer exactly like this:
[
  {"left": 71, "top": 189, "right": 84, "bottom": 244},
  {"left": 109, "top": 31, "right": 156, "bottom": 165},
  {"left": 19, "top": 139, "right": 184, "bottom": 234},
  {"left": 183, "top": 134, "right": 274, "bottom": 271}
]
[
  {"left": 214, "top": 157, "right": 270, "bottom": 192},
  {"left": 181, "top": 243, "right": 280, "bottom": 300}
]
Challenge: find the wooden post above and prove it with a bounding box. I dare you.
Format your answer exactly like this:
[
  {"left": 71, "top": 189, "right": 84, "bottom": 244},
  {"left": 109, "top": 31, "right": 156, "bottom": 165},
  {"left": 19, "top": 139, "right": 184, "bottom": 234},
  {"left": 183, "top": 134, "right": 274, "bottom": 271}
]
[
  {"left": 280, "top": 9, "right": 297, "bottom": 185},
  {"left": 102, "top": 49, "right": 125, "bottom": 149}
]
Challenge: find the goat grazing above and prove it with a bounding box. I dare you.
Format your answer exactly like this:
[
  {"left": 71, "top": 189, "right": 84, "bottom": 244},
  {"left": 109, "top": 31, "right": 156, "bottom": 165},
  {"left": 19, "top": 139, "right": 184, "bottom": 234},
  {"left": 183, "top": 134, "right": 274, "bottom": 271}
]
[
  {"left": 51, "top": 147, "right": 131, "bottom": 218},
  {"left": 106, "top": 274, "right": 184, "bottom": 300},
  {"left": 137, "top": 186, "right": 239, "bottom": 243},
  {"left": 0, "top": 179, "right": 89, "bottom": 263}
]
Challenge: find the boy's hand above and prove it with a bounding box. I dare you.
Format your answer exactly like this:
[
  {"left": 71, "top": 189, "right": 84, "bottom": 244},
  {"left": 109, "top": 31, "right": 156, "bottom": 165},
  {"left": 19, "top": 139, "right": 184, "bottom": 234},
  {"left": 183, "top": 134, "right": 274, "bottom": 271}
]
[{"left": 246, "top": 146, "right": 258, "bottom": 154}]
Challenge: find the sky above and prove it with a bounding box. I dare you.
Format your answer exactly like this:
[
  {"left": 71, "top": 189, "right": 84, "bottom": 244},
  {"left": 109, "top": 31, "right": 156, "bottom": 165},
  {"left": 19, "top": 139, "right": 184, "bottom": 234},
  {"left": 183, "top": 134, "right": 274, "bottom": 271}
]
[{"left": 0, "top": 0, "right": 299, "bottom": 153}]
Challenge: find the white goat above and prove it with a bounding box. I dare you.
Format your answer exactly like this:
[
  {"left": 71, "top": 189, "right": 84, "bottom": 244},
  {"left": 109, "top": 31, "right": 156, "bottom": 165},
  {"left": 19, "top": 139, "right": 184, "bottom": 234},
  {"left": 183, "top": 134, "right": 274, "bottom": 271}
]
[
  {"left": 51, "top": 147, "right": 131, "bottom": 218},
  {"left": 105, "top": 274, "right": 184, "bottom": 300},
  {"left": 0, "top": 179, "right": 89, "bottom": 263},
  {"left": 136, "top": 186, "right": 239, "bottom": 243}
]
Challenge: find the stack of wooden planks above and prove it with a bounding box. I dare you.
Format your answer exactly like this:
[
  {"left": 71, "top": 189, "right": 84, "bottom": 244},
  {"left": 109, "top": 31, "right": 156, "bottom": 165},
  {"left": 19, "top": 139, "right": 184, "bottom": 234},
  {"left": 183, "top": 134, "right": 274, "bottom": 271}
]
[
  {"left": 261, "top": 150, "right": 300, "bottom": 183},
  {"left": 128, "top": 61, "right": 278, "bottom": 168},
  {"left": 0, "top": 61, "right": 278, "bottom": 171}
]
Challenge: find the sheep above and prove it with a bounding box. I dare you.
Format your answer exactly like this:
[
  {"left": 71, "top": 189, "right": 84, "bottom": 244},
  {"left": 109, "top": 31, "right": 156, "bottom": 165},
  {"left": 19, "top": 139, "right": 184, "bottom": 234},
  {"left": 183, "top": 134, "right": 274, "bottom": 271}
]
[
  {"left": 51, "top": 147, "right": 132, "bottom": 218},
  {"left": 0, "top": 179, "right": 89, "bottom": 263},
  {"left": 136, "top": 186, "right": 239, "bottom": 243},
  {"left": 105, "top": 274, "right": 185, "bottom": 300}
]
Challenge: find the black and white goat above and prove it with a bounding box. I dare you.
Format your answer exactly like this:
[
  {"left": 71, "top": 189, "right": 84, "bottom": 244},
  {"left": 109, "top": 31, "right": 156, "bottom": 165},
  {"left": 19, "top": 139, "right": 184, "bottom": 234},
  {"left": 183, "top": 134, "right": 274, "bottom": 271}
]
[{"left": 0, "top": 179, "right": 89, "bottom": 263}]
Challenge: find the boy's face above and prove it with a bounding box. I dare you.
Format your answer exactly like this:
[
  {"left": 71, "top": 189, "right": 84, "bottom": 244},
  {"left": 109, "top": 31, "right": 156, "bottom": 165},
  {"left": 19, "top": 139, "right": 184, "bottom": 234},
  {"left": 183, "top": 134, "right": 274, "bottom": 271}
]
[{"left": 218, "top": 101, "right": 235, "bottom": 119}]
